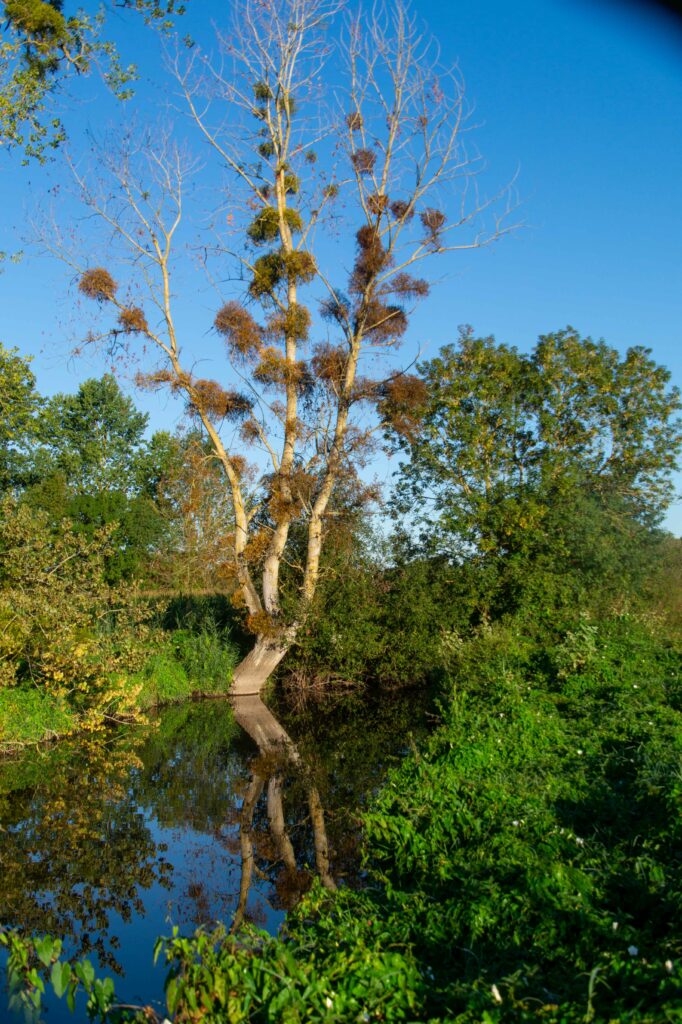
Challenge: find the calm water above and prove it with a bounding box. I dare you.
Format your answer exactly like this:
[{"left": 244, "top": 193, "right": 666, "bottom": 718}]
[{"left": 0, "top": 688, "right": 431, "bottom": 1021}]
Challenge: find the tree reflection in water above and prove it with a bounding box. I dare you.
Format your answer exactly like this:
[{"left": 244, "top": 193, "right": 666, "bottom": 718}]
[
  {"left": 230, "top": 695, "right": 336, "bottom": 932},
  {"left": 0, "top": 689, "right": 428, "bottom": 1002},
  {"left": 0, "top": 735, "right": 173, "bottom": 974}
]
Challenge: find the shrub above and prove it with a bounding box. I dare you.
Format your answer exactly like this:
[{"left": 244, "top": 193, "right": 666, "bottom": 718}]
[{"left": 0, "top": 498, "right": 153, "bottom": 732}]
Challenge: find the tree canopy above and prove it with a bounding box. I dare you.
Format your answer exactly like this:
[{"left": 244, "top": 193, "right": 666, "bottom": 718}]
[{"left": 393, "top": 327, "right": 682, "bottom": 617}]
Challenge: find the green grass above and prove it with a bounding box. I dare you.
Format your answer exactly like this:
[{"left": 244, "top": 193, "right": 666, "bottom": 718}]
[
  {"left": 128, "top": 628, "right": 240, "bottom": 710},
  {"left": 0, "top": 687, "right": 76, "bottom": 750}
]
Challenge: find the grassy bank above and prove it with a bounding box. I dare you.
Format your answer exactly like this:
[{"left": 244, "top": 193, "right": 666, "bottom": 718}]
[{"left": 0, "top": 627, "right": 239, "bottom": 753}]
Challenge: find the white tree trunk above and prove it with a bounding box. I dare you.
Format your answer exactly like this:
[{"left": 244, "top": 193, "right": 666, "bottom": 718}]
[{"left": 230, "top": 636, "right": 290, "bottom": 697}]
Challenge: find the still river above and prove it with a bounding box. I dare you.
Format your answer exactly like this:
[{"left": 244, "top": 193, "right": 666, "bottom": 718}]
[{"left": 0, "top": 688, "right": 431, "bottom": 1021}]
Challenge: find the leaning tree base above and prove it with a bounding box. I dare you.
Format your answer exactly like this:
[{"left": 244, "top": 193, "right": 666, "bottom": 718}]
[{"left": 230, "top": 637, "right": 289, "bottom": 697}]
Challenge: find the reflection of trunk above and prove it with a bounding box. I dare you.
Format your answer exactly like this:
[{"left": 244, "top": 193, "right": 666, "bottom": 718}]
[
  {"left": 231, "top": 636, "right": 289, "bottom": 697},
  {"left": 308, "top": 784, "right": 336, "bottom": 891},
  {"left": 230, "top": 694, "right": 336, "bottom": 929},
  {"left": 267, "top": 775, "right": 298, "bottom": 877},
  {"left": 231, "top": 773, "right": 265, "bottom": 933},
  {"left": 231, "top": 694, "right": 300, "bottom": 762}
]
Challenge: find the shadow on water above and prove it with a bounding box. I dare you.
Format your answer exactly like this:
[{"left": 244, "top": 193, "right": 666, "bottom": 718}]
[{"left": 0, "top": 685, "right": 433, "bottom": 1021}]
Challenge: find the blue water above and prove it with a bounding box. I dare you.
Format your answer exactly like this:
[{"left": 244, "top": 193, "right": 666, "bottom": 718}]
[{"left": 0, "top": 689, "right": 428, "bottom": 1021}]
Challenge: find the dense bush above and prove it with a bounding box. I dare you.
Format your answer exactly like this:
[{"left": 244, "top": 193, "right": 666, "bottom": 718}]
[
  {"left": 0, "top": 497, "right": 153, "bottom": 746},
  {"left": 0, "top": 501, "right": 240, "bottom": 746}
]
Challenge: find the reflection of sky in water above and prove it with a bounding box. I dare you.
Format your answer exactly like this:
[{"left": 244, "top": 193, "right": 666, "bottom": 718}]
[
  {"left": 101, "top": 818, "right": 287, "bottom": 1022},
  {"left": 0, "top": 692, "right": 429, "bottom": 1022}
]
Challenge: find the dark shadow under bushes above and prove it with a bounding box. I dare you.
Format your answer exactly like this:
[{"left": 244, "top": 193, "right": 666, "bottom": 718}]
[{"left": 159, "top": 594, "right": 252, "bottom": 658}]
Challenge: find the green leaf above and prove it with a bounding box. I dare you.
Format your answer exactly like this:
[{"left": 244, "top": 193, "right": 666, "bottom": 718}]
[
  {"left": 51, "top": 960, "right": 71, "bottom": 999},
  {"left": 34, "top": 935, "right": 55, "bottom": 968},
  {"left": 74, "top": 958, "right": 95, "bottom": 990}
]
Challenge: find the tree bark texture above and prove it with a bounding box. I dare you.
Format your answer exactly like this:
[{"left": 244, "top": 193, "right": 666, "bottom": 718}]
[{"left": 230, "top": 636, "right": 290, "bottom": 697}]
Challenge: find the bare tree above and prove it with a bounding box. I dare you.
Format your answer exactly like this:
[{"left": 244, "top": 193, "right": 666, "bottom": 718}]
[{"left": 61, "top": 0, "right": 516, "bottom": 695}]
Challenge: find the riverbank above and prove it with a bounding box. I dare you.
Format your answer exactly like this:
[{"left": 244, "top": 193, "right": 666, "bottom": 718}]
[
  {"left": 0, "top": 629, "right": 239, "bottom": 753},
  {"left": 0, "top": 688, "right": 434, "bottom": 1023}
]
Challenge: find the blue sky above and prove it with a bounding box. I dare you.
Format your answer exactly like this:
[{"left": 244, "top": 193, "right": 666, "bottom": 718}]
[{"left": 1, "top": 0, "right": 681, "bottom": 532}]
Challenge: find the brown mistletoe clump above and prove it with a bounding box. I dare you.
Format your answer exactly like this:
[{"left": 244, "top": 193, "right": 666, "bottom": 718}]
[
  {"left": 244, "top": 528, "right": 271, "bottom": 567},
  {"left": 254, "top": 347, "right": 307, "bottom": 390},
  {"left": 351, "top": 225, "right": 391, "bottom": 292},
  {"left": 389, "top": 272, "right": 430, "bottom": 300},
  {"left": 290, "top": 467, "right": 317, "bottom": 507},
  {"left": 420, "top": 207, "right": 446, "bottom": 244},
  {"left": 230, "top": 454, "right": 248, "bottom": 478},
  {"left": 368, "top": 192, "right": 389, "bottom": 215},
  {"left": 378, "top": 373, "right": 429, "bottom": 440},
  {"left": 215, "top": 302, "right": 263, "bottom": 359},
  {"left": 364, "top": 300, "right": 408, "bottom": 344},
  {"left": 136, "top": 369, "right": 177, "bottom": 391},
  {"left": 118, "top": 306, "right": 148, "bottom": 333},
  {"left": 240, "top": 418, "right": 261, "bottom": 443},
  {"left": 351, "top": 148, "right": 377, "bottom": 175},
  {"left": 79, "top": 268, "right": 117, "bottom": 302},
  {"left": 191, "top": 378, "right": 253, "bottom": 420},
  {"left": 390, "top": 199, "right": 414, "bottom": 221},
  {"left": 267, "top": 473, "right": 302, "bottom": 524},
  {"left": 320, "top": 292, "right": 350, "bottom": 326},
  {"left": 311, "top": 342, "right": 347, "bottom": 388},
  {"left": 245, "top": 610, "right": 278, "bottom": 637},
  {"left": 346, "top": 111, "right": 363, "bottom": 131},
  {"left": 350, "top": 375, "right": 381, "bottom": 403}
]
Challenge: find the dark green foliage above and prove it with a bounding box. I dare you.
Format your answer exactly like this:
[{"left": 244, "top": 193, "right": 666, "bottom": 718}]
[
  {"left": 358, "top": 616, "right": 682, "bottom": 1020},
  {"left": 164, "top": 620, "right": 681, "bottom": 1022},
  {"left": 283, "top": 248, "right": 316, "bottom": 283},
  {"left": 23, "top": 375, "right": 170, "bottom": 582},
  {"left": 289, "top": 545, "right": 468, "bottom": 688},
  {"left": 249, "top": 251, "right": 285, "bottom": 298},
  {"left": 253, "top": 80, "right": 273, "bottom": 103},
  {"left": 247, "top": 206, "right": 303, "bottom": 245},
  {"left": 393, "top": 328, "right": 682, "bottom": 624},
  {"left": 9, "top": 618, "right": 680, "bottom": 1021},
  {"left": 247, "top": 205, "right": 280, "bottom": 244}
]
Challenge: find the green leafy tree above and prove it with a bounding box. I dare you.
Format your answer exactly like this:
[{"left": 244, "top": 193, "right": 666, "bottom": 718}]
[
  {"left": 1, "top": 0, "right": 187, "bottom": 161},
  {"left": 393, "top": 327, "right": 682, "bottom": 620},
  {"left": 0, "top": 495, "right": 150, "bottom": 700},
  {"left": 0, "top": 341, "right": 42, "bottom": 491},
  {"left": 26, "top": 375, "right": 166, "bottom": 581},
  {"left": 38, "top": 374, "right": 148, "bottom": 492}
]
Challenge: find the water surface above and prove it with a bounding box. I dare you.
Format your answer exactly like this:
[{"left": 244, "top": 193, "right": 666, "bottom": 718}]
[{"left": 0, "top": 687, "right": 431, "bottom": 1021}]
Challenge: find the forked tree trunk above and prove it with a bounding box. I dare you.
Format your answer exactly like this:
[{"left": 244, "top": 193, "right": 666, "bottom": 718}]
[{"left": 231, "top": 635, "right": 290, "bottom": 697}]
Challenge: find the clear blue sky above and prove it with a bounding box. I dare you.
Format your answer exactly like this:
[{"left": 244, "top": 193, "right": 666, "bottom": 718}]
[{"left": 1, "top": 0, "right": 681, "bottom": 532}]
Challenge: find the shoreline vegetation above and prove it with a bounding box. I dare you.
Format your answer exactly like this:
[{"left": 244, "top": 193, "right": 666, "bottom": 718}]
[{"left": 1, "top": 0, "right": 681, "bottom": 1016}]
